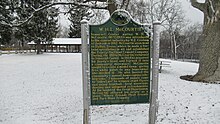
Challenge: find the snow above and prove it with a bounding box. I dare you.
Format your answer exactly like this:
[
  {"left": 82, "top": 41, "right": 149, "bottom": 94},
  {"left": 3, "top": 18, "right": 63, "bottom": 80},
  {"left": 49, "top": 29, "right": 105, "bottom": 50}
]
[
  {"left": 0, "top": 53, "right": 220, "bottom": 124},
  {"left": 52, "top": 38, "right": 81, "bottom": 45},
  {"left": 28, "top": 38, "right": 81, "bottom": 45}
]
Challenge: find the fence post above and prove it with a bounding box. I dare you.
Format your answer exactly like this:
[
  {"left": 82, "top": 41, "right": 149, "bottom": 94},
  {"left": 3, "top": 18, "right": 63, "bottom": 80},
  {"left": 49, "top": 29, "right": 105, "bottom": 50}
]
[
  {"left": 81, "top": 18, "right": 90, "bottom": 124},
  {"left": 149, "top": 21, "right": 161, "bottom": 124}
]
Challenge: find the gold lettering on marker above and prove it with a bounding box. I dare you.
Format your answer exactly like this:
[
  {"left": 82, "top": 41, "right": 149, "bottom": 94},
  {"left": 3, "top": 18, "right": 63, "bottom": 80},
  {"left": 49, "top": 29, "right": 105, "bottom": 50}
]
[{"left": 91, "top": 25, "right": 151, "bottom": 104}]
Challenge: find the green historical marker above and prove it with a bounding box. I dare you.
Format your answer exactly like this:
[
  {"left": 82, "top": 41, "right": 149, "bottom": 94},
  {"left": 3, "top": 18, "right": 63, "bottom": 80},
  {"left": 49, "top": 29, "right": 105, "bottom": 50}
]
[{"left": 90, "top": 10, "right": 151, "bottom": 105}]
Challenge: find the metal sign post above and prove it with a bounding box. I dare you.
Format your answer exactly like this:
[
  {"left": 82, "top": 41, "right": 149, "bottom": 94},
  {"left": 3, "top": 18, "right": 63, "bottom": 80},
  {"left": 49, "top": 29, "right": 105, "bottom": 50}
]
[
  {"left": 149, "top": 21, "right": 161, "bottom": 124},
  {"left": 0, "top": 35, "right": 2, "bottom": 56},
  {"left": 81, "top": 10, "right": 161, "bottom": 124},
  {"left": 81, "top": 18, "right": 90, "bottom": 124}
]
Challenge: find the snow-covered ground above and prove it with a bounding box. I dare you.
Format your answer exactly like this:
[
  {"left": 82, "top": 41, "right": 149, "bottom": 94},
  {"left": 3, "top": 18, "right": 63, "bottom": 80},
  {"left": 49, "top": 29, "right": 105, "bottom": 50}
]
[{"left": 0, "top": 53, "right": 219, "bottom": 124}]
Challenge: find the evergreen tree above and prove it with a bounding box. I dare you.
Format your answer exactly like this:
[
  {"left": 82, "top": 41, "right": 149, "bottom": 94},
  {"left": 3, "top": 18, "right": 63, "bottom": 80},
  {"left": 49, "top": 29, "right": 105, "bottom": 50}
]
[
  {"left": 45, "top": 7, "right": 59, "bottom": 41},
  {"left": 68, "top": 0, "right": 88, "bottom": 38},
  {"left": 18, "top": 0, "right": 59, "bottom": 54},
  {"left": 14, "top": 0, "right": 32, "bottom": 48},
  {"left": 0, "top": 0, "right": 14, "bottom": 45}
]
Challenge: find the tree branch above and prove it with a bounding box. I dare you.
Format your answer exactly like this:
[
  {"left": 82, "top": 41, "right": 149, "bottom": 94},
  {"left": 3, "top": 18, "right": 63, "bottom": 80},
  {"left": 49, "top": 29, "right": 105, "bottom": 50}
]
[
  {"left": 1, "top": 2, "right": 108, "bottom": 27},
  {"left": 190, "top": 0, "right": 205, "bottom": 12},
  {"left": 121, "top": 0, "right": 130, "bottom": 10},
  {"left": 84, "top": 0, "right": 107, "bottom": 2}
]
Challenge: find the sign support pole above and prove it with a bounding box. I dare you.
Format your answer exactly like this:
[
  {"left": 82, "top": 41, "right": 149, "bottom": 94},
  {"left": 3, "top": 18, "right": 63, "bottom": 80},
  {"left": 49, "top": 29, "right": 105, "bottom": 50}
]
[
  {"left": 149, "top": 21, "right": 161, "bottom": 124},
  {"left": 0, "top": 35, "right": 2, "bottom": 55},
  {"left": 81, "top": 18, "right": 90, "bottom": 124}
]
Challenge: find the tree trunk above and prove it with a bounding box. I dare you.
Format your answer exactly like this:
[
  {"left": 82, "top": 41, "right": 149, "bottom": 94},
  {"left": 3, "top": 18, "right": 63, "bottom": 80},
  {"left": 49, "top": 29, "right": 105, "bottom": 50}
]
[
  {"left": 193, "top": 21, "right": 220, "bottom": 82},
  {"left": 107, "top": 0, "right": 117, "bottom": 14},
  {"left": 189, "top": 0, "right": 220, "bottom": 82},
  {"left": 169, "top": 32, "right": 173, "bottom": 59},
  {"left": 173, "top": 34, "right": 177, "bottom": 60},
  {"left": 36, "top": 39, "right": 41, "bottom": 54}
]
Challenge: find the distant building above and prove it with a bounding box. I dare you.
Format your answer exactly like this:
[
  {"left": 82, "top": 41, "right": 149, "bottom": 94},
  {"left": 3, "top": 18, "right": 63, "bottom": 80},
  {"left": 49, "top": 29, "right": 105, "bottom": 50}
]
[{"left": 28, "top": 38, "right": 82, "bottom": 53}]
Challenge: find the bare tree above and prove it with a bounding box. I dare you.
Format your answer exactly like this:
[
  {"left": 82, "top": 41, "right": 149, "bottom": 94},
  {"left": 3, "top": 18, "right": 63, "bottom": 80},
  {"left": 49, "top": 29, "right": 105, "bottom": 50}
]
[
  {"left": 139, "top": 0, "right": 186, "bottom": 59},
  {"left": 163, "top": 1, "right": 186, "bottom": 60},
  {"left": 180, "top": 23, "right": 202, "bottom": 60},
  {"left": 181, "top": 0, "right": 220, "bottom": 82},
  {"left": 144, "top": 0, "right": 182, "bottom": 23},
  {"left": 89, "top": 9, "right": 109, "bottom": 24},
  {"left": 127, "top": 0, "right": 148, "bottom": 23}
]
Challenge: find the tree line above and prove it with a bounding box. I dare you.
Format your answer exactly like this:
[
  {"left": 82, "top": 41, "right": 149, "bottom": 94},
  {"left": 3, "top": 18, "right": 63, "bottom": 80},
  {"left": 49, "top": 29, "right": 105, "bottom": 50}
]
[
  {"left": 0, "top": 0, "right": 219, "bottom": 82},
  {"left": 0, "top": 0, "right": 200, "bottom": 59}
]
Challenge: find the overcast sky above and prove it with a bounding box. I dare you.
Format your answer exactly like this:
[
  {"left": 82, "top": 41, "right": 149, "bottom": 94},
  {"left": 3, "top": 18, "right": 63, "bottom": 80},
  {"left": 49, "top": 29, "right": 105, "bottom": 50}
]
[{"left": 180, "top": 0, "right": 204, "bottom": 24}]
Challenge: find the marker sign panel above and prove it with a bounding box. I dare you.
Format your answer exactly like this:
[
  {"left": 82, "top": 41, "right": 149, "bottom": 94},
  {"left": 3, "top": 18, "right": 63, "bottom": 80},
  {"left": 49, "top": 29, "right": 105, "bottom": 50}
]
[{"left": 90, "top": 11, "right": 151, "bottom": 105}]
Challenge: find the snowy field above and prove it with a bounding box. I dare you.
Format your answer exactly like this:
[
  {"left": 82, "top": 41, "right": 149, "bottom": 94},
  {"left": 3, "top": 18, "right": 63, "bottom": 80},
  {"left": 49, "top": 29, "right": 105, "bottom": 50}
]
[{"left": 0, "top": 53, "right": 219, "bottom": 124}]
